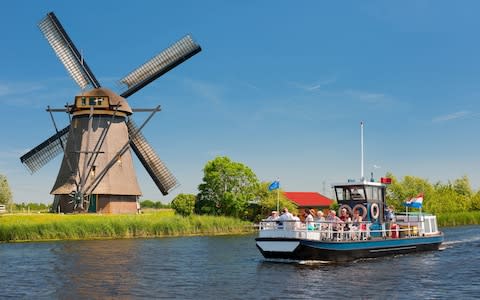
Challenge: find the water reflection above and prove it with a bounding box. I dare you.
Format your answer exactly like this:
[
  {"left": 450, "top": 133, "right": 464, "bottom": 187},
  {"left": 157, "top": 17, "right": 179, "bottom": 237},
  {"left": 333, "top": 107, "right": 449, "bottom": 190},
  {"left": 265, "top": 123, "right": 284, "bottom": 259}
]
[
  {"left": 52, "top": 240, "right": 141, "bottom": 298},
  {"left": 0, "top": 227, "right": 479, "bottom": 299}
]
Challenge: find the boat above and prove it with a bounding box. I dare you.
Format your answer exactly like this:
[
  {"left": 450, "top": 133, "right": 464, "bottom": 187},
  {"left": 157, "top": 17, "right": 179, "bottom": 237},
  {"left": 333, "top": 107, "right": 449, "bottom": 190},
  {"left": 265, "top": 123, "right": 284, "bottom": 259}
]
[
  {"left": 255, "top": 123, "right": 444, "bottom": 262},
  {"left": 256, "top": 179, "right": 444, "bottom": 262}
]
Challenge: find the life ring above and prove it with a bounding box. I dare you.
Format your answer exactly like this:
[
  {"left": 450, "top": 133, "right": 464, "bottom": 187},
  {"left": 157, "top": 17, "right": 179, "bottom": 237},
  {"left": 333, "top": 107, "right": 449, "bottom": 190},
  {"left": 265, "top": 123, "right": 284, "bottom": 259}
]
[
  {"left": 352, "top": 204, "right": 367, "bottom": 219},
  {"left": 370, "top": 203, "right": 380, "bottom": 220},
  {"left": 338, "top": 204, "right": 353, "bottom": 216}
]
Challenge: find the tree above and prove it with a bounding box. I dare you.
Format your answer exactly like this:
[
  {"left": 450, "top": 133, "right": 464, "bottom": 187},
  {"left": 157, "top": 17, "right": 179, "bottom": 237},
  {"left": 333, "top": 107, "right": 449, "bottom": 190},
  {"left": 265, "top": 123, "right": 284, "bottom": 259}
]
[
  {"left": 171, "top": 194, "right": 196, "bottom": 216},
  {"left": 0, "top": 174, "right": 12, "bottom": 205},
  {"left": 196, "top": 156, "right": 260, "bottom": 218},
  {"left": 385, "top": 172, "right": 433, "bottom": 211},
  {"left": 255, "top": 181, "right": 297, "bottom": 220},
  {"left": 140, "top": 199, "right": 155, "bottom": 208}
]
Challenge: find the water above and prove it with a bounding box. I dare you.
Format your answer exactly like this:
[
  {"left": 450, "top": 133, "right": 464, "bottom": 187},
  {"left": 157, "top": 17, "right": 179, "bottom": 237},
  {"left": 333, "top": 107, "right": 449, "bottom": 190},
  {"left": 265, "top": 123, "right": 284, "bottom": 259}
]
[{"left": 0, "top": 226, "right": 479, "bottom": 299}]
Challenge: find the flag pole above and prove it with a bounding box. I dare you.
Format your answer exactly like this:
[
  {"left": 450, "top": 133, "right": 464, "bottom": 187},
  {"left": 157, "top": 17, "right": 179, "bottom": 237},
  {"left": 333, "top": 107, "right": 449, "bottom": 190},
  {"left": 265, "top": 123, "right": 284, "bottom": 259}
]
[
  {"left": 276, "top": 178, "right": 280, "bottom": 213},
  {"left": 276, "top": 188, "right": 279, "bottom": 213},
  {"left": 361, "top": 121, "right": 365, "bottom": 182}
]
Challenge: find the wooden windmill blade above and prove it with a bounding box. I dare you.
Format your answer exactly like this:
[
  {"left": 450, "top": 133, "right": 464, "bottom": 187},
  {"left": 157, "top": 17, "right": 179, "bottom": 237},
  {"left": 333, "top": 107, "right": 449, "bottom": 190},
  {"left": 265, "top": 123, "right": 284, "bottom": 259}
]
[
  {"left": 126, "top": 119, "right": 178, "bottom": 195},
  {"left": 38, "top": 12, "right": 100, "bottom": 90},
  {"left": 119, "top": 35, "right": 201, "bottom": 98},
  {"left": 20, "top": 126, "right": 70, "bottom": 173}
]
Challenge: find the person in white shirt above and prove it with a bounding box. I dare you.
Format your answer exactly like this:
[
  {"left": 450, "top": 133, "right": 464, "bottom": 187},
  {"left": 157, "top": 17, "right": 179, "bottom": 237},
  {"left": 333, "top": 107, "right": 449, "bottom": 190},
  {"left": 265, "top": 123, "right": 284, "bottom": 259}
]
[{"left": 304, "top": 208, "right": 314, "bottom": 230}]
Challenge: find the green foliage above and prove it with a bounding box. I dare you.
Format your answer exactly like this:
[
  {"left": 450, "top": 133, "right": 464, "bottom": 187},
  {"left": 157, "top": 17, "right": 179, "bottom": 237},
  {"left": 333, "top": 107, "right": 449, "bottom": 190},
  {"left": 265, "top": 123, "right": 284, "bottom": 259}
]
[
  {"left": 385, "top": 172, "right": 479, "bottom": 214},
  {"left": 171, "top": 194, "right": 196, "bottom": 216},
  {"left": 13, "top": 202, "right": 50, "bottom": 212},
  {"left": 0, "top": 211, "right": 254, "bottom": 242},
  {"left": 0, "top": 174, "right": 12, "bottom": 205},
  {"left": 437, "top": 211, "right": 480, "bottom": 227},
  {"left": 197, "top": 156, "right": 260, "bottom": 218},
  {"left": 253, "top": 181, "right": 297, "bottom": 221},
  {"left": 140, "top": 200, "right": 170, "bottom": 209},
  {"left": 140, "top": 200, "right": 155, "bottom": 208}
]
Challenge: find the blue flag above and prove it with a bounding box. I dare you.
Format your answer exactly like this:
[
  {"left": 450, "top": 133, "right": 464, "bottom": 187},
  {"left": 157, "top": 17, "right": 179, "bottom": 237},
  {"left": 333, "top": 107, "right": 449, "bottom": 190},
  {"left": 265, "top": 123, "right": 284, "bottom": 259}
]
[{"left": 268, "top": 180, "right": 280, "bottom": 191}]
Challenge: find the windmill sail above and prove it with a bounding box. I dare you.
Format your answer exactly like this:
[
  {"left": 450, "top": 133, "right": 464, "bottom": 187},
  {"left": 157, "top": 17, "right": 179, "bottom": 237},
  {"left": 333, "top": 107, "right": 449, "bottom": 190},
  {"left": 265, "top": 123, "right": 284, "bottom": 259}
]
[
  {"left": 20, "top": 126, "right": 70, "bottom": 173},
  {"left": 38, "top": 12, "right": 100, "bottom": 89},
  {"left": 127, "top": 120, "right": 178, "bottom": 195},
  {"left": 119, "top": 35, "right": 201, "bottom": 98}
]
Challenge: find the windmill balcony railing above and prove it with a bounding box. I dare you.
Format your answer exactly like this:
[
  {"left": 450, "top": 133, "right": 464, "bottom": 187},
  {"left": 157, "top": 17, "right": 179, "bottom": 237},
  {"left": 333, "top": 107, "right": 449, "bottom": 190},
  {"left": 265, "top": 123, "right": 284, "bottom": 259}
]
[{"left": 258, "top": 217, "right": 438, "bottom": 242}]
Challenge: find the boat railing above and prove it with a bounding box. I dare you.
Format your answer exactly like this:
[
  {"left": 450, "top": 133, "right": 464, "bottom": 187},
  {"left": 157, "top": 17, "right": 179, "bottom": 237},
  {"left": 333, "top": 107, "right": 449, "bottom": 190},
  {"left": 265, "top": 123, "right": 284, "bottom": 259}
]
[{"left": 258, "top": 216, "right": 439, "bottom": 242}]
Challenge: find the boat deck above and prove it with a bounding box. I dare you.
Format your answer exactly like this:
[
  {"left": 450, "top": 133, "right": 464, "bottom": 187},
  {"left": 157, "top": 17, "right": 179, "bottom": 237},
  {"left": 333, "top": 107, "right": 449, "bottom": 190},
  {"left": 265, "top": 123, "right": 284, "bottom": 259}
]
[{"left": 258, "top": 214, "right": 440, "bottom": 242}]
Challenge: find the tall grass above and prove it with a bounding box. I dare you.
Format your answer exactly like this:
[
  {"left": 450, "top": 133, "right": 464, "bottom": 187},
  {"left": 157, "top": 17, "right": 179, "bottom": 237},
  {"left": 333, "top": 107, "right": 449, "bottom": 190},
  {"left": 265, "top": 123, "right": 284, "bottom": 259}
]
[
  {"left": 437, "top": 211, "right": 480, "bottom": 227},
  {"left": 0, "top": 210, "right": 254, "bottom": 242}
]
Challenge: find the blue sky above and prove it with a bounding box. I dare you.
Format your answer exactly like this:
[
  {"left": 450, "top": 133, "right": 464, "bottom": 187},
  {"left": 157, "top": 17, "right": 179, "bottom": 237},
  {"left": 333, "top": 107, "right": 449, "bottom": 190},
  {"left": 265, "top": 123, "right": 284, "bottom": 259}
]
[{"left": 1, "top": 1, "right": 479, "bottom": 204}]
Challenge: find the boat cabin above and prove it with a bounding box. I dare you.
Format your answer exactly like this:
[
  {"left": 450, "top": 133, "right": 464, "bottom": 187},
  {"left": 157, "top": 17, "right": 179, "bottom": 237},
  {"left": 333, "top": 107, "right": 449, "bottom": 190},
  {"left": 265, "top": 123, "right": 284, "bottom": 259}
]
[{"left": 333, "top": 181, "right": 386, "bottom": 223}]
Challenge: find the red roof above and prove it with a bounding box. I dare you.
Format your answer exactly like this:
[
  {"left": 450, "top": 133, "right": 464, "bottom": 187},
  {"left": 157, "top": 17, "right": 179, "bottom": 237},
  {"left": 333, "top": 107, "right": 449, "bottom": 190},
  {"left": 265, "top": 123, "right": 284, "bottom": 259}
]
[{"left": 283, "top": 192, "right": 333, "bottom": 207}]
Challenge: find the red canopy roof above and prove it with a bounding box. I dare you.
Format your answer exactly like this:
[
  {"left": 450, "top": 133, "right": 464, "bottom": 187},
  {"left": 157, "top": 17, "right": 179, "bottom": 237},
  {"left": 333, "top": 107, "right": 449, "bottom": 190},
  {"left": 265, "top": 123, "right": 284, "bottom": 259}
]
[{"left": 283, "top": 192, "right": 333, "bottom": 207}]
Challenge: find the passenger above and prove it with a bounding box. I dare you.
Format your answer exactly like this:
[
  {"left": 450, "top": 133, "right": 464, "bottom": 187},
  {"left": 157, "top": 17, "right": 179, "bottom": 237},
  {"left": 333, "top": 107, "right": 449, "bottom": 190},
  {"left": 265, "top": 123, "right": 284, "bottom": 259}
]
[
  {"left": 351, "top": 209, "right": 364, "bottom": 239},
  {"left": 266, "top": 211, "right": 279, "bottom": 221},
  {"left": 304, "top": 208, "right": 314, "bottom": 230},
  {"left": 385, "top": 206, "right": 396, "bottom": 237},
  {"left": 278, "top": 207, "right": 293, "bottom": 229},
  {"left": 386, "top": 205, "right": 396, "bottom": 222},
  {"left": 339, "top": 208, "right": 352, "bottom": 231},
  {"left": 292, "top": 213, "right": 301, "bottom": 229},
  {"left": 352, "top": 209, "right": 363, "bottom": 227},
  {"left": 314, "top": 210, "right": 325, "bottom": 229},
  {"left": 279, "top": 207, "right": 293, "bottom": 221},
  {"left": 265, "top": 211, "right": 279, "bottom": 229},
  {"left": 327, "top": 210, "right": 344, "bottom": 239}
]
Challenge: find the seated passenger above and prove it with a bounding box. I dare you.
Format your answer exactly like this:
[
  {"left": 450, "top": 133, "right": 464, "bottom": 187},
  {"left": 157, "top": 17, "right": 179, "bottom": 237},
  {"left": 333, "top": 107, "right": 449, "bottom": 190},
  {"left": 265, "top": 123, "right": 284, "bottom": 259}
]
[
  {"left": 266, "top": 211, "right": 279, "bottom": 221},
  {"left": 351, "top": 209, "right": 364, "bottom": 239},
  {"left": 292, "top": 213, "right": 301, "bottom": 229},
  {"left": 339, "top": 208, "right": 352, "bottom": 231},
  {"left": 327, "top": 210, "right": 344, "bottom": 230},
  {"left": 314, "top": 211, "right": 326, "bottom": 230}
]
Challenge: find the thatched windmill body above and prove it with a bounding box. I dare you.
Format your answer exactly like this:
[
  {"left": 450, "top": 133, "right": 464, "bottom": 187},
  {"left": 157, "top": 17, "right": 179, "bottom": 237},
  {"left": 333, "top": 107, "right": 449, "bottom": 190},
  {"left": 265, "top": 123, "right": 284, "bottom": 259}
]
[{"left": 20, "top": 12, "right": 201, "bottom": 213}]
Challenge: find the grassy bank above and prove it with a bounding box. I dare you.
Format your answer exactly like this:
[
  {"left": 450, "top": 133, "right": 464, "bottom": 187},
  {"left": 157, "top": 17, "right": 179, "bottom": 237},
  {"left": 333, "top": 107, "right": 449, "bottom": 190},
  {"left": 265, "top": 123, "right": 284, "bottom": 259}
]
[
  {"left": 437, "top": 211, "right": 480, "bottom": 227},
  {"left": 0, "top": 210, "right": 254, "bottom": 242}
]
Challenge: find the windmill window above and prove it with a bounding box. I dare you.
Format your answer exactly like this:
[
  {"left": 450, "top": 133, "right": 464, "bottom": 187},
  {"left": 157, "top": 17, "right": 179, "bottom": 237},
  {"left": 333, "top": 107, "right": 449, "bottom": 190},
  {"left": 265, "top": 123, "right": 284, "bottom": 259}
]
[
  {"left": 89, "top": 97, "right": 96, "bottom": 105},
  {"left": 81, "top": 97, "right": 86, "bottom": 106}
]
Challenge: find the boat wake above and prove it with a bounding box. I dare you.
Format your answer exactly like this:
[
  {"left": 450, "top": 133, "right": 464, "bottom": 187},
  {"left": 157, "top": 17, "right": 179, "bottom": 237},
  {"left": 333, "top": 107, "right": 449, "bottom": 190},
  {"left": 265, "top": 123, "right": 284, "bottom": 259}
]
[
  {"left": 441, "top": 235, "right": 480, "bottom": 248},
  {"left": 262, "top": 258, "right": 333, "bottom": 265}
]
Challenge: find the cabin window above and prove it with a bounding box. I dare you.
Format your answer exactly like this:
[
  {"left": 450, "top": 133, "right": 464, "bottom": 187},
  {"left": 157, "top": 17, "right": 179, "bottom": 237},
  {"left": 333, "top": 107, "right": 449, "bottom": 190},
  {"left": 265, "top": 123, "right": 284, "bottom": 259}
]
[
  {"left": 366, "top": 186, "right": 382, "bottom": 201},
  {"left": 335, "top": 186, "right": 366, "bottom": 201},
  {"left": 335, "top": 187, "right": 347, "bottom": 201},
  {"left": 349, "top": 187, "right": 365, "bottom": 200}
]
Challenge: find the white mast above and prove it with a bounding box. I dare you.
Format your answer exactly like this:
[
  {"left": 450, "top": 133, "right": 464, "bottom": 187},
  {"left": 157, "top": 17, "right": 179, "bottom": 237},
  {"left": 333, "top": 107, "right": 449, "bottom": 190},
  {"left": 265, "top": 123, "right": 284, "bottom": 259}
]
[{"left": 361, "top": 121, "right": 365, "bottom": 182}]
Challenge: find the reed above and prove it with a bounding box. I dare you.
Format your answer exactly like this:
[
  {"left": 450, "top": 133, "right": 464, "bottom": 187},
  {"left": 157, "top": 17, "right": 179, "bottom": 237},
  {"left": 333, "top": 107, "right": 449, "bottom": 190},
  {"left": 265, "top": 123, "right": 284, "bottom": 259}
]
[
  {"left": 0, "top": 211, "right": 254, "bottom": 242},
  {"left": 437, "top": 211, "right": 480, "bottom": 227}
]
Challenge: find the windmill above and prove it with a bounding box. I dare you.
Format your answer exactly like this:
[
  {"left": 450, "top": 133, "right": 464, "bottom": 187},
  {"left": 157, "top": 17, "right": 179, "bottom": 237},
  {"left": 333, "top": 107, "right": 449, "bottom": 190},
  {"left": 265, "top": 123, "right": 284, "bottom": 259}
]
[{"left": 20, "top": 12, "right": 201, "bottom": 213}]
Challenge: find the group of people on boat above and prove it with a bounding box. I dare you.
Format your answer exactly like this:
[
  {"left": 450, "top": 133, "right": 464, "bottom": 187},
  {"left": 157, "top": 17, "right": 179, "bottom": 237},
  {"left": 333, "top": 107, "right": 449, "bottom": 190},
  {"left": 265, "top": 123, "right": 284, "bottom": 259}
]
[{"left": 264, "top": 203, "right": 401, "bottom": 241}]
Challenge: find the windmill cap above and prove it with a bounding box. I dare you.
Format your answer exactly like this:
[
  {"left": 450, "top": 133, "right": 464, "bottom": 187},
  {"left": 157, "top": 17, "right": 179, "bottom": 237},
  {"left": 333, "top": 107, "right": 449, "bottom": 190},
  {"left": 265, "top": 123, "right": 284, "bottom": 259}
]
[{"left": 76, "top": 87, "right": 133, "bottom": 115}]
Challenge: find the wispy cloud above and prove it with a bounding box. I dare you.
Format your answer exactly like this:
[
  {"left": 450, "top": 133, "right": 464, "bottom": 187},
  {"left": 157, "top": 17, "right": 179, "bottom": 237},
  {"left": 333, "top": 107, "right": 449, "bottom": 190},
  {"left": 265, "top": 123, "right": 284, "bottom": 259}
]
[
  {"left": 432, "top": 111, "right": 471, "bottom": 123},
  {"left": 182, "top": 78, "right": 225, "bottom": 106},
  {"left": 0, "top": 79, "right": 77, "bottom": 108},
  {"left": 289, "top": 77, "right": 337, "bottom": 91},
  {"left": 344, "top": 90, "right": 392, "bottom": 105}
]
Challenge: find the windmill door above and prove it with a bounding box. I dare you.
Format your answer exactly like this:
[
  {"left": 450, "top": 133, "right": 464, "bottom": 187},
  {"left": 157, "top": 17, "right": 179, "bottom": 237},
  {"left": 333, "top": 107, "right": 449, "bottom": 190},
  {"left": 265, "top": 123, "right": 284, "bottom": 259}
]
[{"left": 88, "top": 195, "right": 97, "bottom": 213}]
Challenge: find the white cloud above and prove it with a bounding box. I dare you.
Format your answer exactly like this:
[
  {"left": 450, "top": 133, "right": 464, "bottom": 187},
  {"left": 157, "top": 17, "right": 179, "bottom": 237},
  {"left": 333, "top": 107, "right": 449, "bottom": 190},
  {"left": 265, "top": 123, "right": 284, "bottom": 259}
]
[
  {"left": 344, "top": 90, "right": 391, "bottom": 104},
  {"left": 289, "top": 77, "right": 337, "bottom": 91},
  {"left": 182, "top": 78, "right": 225, "bottom": 105},
  {"left": 432, "top": 111, "right": 471, "bottom": 122},
  {"left": 0, "top": 79, "right": 77, "bottom": 108}
]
